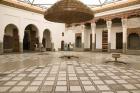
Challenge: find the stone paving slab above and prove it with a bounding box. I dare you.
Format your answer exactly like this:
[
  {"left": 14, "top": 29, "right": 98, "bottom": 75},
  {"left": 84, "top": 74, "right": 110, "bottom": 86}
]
[
  {"left": 0, "top": 52, "right": 140, "bottom": 93},
  {"left": 0, "top": 60, "right": 140, "bottom": 93}
]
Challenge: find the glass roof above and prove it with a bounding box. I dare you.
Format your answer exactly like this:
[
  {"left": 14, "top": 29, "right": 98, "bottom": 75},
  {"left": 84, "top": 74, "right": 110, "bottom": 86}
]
[{"left": 17, "top": 0, "right": 126, "bottom": 9}]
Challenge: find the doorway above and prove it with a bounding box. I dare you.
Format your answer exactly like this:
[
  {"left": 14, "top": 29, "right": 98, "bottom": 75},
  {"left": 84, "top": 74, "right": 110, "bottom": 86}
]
[
  {"left": 128, "top": 33, "right": 140, "bottom": 49},
  {"left": 61, "top": 41, "right": 64, "bottom": 51},
  {"left": 116, "top": 32, "right": 123, "bottom": 49},
  {"left": 23, "top": 24, "right": 39, "bottom": 51},
  {"left": 43, "top": 29, "right": 52, "bottom": 51},
  {"left": 75, "top": 33, "right": 82, "bottom": 48},
  {"left": 102, "top": 30, "right": 108, "bottom": 52}
]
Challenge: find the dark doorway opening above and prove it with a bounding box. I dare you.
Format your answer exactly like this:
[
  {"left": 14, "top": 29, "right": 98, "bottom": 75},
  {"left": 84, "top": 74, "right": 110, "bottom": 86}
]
[
  {"left": 75, "top": 33, "right": 82, "bottom": 48},
  {"left": 43, "top": 29, "right": 52, "bottom": 51},
  {"left": 128, "top": 33, "right": 140, "bottom": 49},
  {"left": 116, "top": 32, "right": 123, "bottom": 49},
  {"left": 61, "top": 41, "right": 64, "bottom": 51}
]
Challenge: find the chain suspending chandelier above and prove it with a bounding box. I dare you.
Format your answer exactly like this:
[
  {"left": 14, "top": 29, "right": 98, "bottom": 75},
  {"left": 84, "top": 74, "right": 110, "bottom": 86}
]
[{"left": 44, "top": 0, "right": 94, "bottom": 24}]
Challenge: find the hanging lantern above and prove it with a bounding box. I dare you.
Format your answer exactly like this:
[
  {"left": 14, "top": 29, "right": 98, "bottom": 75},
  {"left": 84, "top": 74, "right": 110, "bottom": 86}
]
[{"left": 44, "top": 0, "right": 94, "bottom": 24}]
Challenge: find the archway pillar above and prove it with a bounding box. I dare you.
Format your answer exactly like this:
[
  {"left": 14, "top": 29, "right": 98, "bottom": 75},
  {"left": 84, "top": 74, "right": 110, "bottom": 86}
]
[
  {"left": 0, "top": 39, "right": 3, "bottom": 54},
  {"left": 19, "top": 36, "right": 23, "bottom": 53},
  {"left": 91, "top": 22, "right": 96, "bottom": 51},
  {"left": 121, "top": 18, "right": 128, "bottom": 53},
  {"left": 0, "top": 26, "right": 4, "bottom": 54},
  {"left": 106, "top": 20, "right": 112, "bottom": 53},
  {"left": 19, "top": 27, "right": 24, "bottom": 53},
  {"left": 39, "top": 30, "right": 43, "bottom": 52},
  {"left": 81, "top": 25, "right": 85, "bottom": 51}
]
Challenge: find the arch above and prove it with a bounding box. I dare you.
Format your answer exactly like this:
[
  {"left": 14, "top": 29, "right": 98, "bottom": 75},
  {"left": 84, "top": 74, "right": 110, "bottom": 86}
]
[
  {"left": 128, "top": 33, "right": 140, "bottom": 49},
  {"left": 3, "top": 24, "right": 20, "bottom": 53},
  {"left": 23, "top": 24, "right": 39, "bottom": 51},
  {"left": 43, "top": 29, "right": 52, "bottom": 51}
]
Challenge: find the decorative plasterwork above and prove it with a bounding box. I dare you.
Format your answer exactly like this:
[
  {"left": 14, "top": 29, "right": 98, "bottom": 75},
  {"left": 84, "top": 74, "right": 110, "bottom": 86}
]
[
  {"left": 127, "top": 28, "right": 140, "bottom": 36},
  {"left": 94, "top": 0, "right": 140, "bottom": 13},
  {"left": 93, "top": 8, "right": 140, "bottom": 22}
]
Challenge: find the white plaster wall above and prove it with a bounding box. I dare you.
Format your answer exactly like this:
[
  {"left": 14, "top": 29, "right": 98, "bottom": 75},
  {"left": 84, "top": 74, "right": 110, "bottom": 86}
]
[
  {"left": 96, "top": 28, "right": 103, "bottom": 49},
  {"left": 65, "top": 25, "right": 123, "bottom": 50},
  {"left": 95, "top": 25, "right": 122, "bottom": 49},
  {"left": 111, "top": 26, "right": 122, "bottom": 49},
  {"left": 64, "top": 30, "right": 75, "bottom": 45},
  {"left": 0, "top": 4, "right": 65, "bottom": 51},
  {"left": 64, "top": 25, "right": 83, "bottom": 46},
  {"left": 84, "top": 29, "right": 91, "bottom": 48}
]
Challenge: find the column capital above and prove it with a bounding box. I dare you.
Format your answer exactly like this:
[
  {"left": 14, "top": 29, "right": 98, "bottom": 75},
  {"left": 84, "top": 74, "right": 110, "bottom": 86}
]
[
  {"left": 106, "top": 18, "right": 112, "bottom": 21},
  {"left": 121, "top": 18, "right": 128, "bottom": 28},
  {"left": 91, "top": 22, "right": 96, "bottom": 28},
  {"left": 121, "top": 15, "right": 128, "bottom": 19},
  {"left": 90, "top": 19, "right": 96, "bottom": 23},
  {"left": 81, "top": 24, "right": 85, "bottom": 29},
  {"left": 106, "top": 20, "right": 112, "bottom": 29}
]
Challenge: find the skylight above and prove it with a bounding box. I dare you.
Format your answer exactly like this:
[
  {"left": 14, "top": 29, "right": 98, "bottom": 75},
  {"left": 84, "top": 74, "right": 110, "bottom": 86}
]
[{"left": 17, "top": 0, "right": 126, "bottom": 9}]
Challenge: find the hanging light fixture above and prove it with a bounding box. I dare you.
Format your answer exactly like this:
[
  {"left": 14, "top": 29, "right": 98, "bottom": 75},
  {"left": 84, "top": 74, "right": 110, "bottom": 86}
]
[{"left": 44, "top": 0, "right": 94, "bottom": 24}]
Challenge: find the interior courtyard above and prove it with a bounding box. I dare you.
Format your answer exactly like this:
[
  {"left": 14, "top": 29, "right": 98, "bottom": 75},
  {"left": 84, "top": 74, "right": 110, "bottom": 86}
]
[{"left": 0, "top": 0, "right": 140, "bottom": 93}]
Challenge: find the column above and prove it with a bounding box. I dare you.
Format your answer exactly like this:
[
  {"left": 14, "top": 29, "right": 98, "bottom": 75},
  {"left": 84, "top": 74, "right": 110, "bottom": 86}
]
[
  {"left": 106, "top": 20, "right": 112, "bottom": 52},
  {"left": 91, "top": 22, "right": 96, "bottom": 51},
  {"left": 19, "top": 37, "right": 23, "bottom": 53},
  {"left": 39, "top": 31, "right": 43, "bottom": 52},
  {"left": 19, "top": 27, "right": 24, "bottom": 53},
  {"left": 0, "top": 40, "right": 3, "bottom": 54},
  {"left": 81, "top": 24, "right": 85, "bottom": 51},
  {"left": 0, "top": 28, "right": 4, "bottom": 54},
  {"left": 121, "top": 18, "right": 128, "bottom": 53}
]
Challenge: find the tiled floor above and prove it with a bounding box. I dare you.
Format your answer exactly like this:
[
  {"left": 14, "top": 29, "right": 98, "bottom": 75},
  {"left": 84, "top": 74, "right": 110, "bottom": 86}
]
[{"left": 0, "top": 52, "right": 140, "bottom": 93}]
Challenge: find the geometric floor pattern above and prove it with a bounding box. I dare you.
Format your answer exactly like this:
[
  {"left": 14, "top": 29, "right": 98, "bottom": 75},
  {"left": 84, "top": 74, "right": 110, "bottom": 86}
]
[{"left": 0, "top": 60, "right": 140, "bottom": 93}]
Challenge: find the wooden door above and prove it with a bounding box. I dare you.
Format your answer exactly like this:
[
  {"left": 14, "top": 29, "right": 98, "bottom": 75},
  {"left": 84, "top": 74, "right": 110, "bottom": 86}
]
[{"left": 102, "top": 31, "right": 108, "bottom": 52}]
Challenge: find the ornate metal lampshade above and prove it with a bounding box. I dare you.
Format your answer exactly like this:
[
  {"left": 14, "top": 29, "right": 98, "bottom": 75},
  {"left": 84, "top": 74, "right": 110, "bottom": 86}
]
[{"left": 44, "top": 0, "right": 94, "bottom": 24}]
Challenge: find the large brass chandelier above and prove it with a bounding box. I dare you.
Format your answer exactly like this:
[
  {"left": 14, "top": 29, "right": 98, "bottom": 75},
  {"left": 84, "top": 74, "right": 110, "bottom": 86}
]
[{"left": 44, "top": 0, "right": 94, "bottom": 24}]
